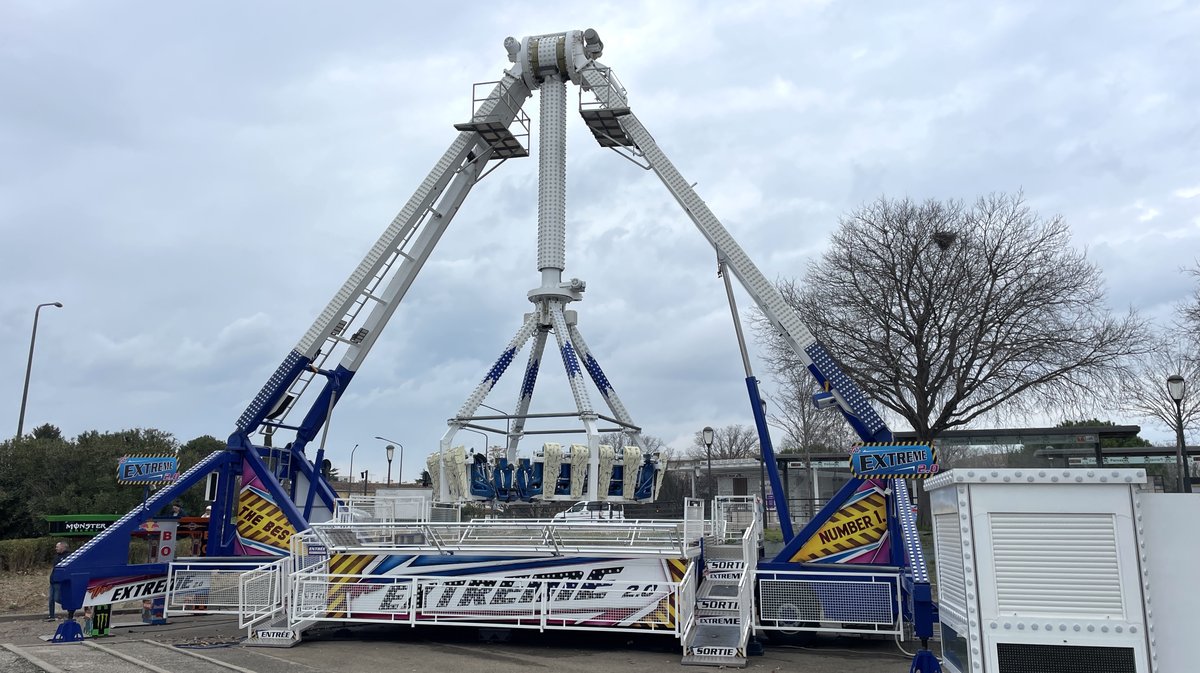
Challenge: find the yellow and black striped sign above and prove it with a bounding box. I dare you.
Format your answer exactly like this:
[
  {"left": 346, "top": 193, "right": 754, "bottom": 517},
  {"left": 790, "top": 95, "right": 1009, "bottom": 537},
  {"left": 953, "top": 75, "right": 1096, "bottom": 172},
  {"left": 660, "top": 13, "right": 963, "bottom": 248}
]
[
  {"left": 236, "top": 487, "right": 294, "bottom": 552},
  {"left": 790, "top": 489, "right": 887, "bottom": 562},
  {"left": 325, "top": 554, "right": 376, "bottom": 618},
  {"left": 631, "top": 558, "right": 689, "bottom": 631}
]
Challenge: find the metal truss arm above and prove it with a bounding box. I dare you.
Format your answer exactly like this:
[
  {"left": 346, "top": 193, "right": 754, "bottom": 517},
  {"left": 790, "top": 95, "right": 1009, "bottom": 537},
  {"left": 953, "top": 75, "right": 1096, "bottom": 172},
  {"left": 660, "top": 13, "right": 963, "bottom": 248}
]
[
  {"left": 579, "top": 65, "right": 890, "bottom": 443},
  {"left": 234, "top": 74, "right": 533, "bottom": 441}
]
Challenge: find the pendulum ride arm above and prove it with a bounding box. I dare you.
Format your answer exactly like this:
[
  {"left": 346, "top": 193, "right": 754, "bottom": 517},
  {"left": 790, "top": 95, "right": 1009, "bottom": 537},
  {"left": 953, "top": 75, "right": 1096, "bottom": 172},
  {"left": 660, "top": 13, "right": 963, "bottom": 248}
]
[
  {"left": 578, "top": 57, "right": 937, "bottom": 668},
  {"left": 233, "top": 74, "right": 533, "bottom": 457},
  {"left": 48, "top": 70, "right": 534, "bottom": 620},
  {"left": 228, "top": 72, "right": 531, "bottom": 528},
  {"left": 578, "top": 65, "right": 892, "bottom": 448}
]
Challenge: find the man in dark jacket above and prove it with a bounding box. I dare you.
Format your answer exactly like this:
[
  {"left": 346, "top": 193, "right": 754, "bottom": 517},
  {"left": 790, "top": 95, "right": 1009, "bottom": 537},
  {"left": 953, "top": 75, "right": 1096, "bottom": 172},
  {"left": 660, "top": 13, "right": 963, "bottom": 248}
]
[{"left": 47, "top": 541, "right": 69, "bottom": 621}]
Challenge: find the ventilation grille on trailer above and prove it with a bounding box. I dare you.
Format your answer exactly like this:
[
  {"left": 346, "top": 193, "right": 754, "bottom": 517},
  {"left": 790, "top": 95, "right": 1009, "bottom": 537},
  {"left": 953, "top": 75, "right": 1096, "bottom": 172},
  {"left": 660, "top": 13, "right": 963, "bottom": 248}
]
[
  {"left": 996, "top": 642, "right": 1136, "bottom": 673},
  {"left": 933, "top": 513, "right": 968, "bottom": 627},
  {"left": 989, "top": 512, "right": 1123, "bottom": 617}
]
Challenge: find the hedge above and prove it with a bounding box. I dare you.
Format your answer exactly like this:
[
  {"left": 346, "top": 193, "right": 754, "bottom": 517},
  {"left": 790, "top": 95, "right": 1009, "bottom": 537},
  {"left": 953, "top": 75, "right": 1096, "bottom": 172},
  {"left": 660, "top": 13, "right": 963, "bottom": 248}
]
[{"left": 0, "top": 537, "right": 152, "bottom": 572}]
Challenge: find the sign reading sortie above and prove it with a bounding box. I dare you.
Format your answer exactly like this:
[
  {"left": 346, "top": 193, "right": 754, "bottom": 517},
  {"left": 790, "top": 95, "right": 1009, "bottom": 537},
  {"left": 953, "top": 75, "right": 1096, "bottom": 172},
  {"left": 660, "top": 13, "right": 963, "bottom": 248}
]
[{"left": 116, "top": 455, "right": 180, "bottom": 484}]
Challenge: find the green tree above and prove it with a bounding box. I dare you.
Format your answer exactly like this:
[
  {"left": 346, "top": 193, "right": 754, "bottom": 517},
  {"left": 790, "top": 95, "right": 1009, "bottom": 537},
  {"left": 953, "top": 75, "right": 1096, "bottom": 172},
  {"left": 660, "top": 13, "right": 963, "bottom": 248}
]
[
  {"left": 1056, "top": 419, "right": 1151, "bottom": 448},
  {"left": 31, "top": 423, "right": 63, "bottom": 441},
  {"left": 0, "top": 428, "right": 181, "bottom": 539}
]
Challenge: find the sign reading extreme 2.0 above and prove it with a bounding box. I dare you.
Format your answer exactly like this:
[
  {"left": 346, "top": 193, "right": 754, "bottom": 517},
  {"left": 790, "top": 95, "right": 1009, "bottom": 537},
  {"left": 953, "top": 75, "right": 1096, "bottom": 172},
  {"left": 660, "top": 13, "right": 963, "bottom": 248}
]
[
  {"left": 849, "top": 443, "right": 938, "bottom": 478},
  {"left": 117, "top": 455, "right": 179, "bottom": 484}
]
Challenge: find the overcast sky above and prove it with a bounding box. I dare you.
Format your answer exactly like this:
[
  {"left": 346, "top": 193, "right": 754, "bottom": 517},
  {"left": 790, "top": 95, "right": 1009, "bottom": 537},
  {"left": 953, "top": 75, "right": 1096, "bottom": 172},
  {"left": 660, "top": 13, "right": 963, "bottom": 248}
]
[{"left": 2, "top": 1, "right": 1198, "bottom": 481}]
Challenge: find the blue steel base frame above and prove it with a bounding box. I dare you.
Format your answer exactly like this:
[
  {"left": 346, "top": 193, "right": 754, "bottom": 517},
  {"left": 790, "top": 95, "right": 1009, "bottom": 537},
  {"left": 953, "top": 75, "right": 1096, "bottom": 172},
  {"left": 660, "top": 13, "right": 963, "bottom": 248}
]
[
  {"left": 744, "top": 376, "right": 939, "bottom": 670},
  {"left": 49, "top": 439, "right": 338, "bottom": 642}
]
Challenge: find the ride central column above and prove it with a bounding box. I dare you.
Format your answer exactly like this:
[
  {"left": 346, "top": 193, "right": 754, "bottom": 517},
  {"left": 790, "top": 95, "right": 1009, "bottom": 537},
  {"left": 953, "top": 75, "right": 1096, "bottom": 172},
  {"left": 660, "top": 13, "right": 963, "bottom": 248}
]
[{"left": 537, "top": 71, "right": 567, "bottom": 286}]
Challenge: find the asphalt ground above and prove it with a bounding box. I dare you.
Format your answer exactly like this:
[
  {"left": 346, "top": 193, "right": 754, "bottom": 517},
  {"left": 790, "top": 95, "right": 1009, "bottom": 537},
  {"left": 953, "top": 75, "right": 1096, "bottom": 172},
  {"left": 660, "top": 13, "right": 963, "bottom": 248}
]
[{"left": 0, "top": 612, "right": 924, "bottom": 673}]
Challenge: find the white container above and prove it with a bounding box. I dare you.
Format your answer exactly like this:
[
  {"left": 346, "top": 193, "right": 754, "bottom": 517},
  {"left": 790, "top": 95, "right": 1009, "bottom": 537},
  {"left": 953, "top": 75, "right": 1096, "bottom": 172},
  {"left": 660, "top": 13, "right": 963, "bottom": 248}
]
[{"left": 925, "top": 469, "right": 1159, "bottom": 673}]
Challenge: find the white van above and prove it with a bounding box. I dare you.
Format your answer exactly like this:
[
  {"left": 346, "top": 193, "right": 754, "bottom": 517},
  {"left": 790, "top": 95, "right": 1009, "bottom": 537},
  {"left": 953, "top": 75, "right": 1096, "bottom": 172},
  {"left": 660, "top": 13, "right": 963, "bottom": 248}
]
[{"left": 552, "top": 501, "right": 626, "bottom": 522}]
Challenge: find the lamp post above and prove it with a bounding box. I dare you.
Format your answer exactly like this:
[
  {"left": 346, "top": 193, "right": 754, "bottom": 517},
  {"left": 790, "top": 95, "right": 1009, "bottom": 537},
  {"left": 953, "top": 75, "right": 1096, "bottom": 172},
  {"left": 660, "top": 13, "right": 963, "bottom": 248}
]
[
  {"left": 374, "top": 436, "right": 404, "bottom": 485},
  {"left": 1167, "top": 374, "right": 1191, "bottom": 493},
  {"left": 702, "top": 426, "right": 715, "bottom": 500},
  {"left": 347, "top": 443, "right": 359, "bottom": 485},
  {"left": 17, "top": 301, "right": 63, "bottom": 438}
]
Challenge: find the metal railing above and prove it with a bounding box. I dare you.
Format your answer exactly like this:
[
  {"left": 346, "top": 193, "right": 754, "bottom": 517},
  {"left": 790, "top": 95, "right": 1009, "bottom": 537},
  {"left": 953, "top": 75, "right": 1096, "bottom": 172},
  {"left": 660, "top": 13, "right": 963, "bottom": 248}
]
[
  {"left": 756, "top": 569, "right": 902, "bottom": 636},
  {"left": 683, "top": 498, "right": 705, "bottom": 544},
  {"left": 288, "top": 571, "right": 690, "bottom": 636},
  {"left": 678, "top": 559, "right": 699, "bottom": 647},
  {"left": 238, "top": 557, "right": 288, "bottom": 630},
  {"left": 309, "top": 519, "right": 702, "bottom": 557},
  {"left": 165, "top": 559, "right": 275, "bottom": 616},
  {"left": 334, "top": 495, "right": 432, "bottom": 523},
  {"left": 714, "top": 495, "right": 761, "bottom": 545},
  {"left": 737, "top": 521, "right": 758, "bottom": 649}
]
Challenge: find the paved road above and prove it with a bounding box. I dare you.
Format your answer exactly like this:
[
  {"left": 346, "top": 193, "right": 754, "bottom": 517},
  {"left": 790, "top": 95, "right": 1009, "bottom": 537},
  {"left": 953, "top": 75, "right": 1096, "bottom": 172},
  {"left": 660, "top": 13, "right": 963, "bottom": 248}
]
[{"left": 0, "top": 614, "right": 920, "bottom": 672}]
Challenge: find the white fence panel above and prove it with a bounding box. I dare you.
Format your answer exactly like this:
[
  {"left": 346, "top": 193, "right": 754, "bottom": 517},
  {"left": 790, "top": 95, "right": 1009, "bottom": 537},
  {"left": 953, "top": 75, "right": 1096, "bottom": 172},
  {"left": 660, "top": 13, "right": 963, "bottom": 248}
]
[
  {"left": 756, "top": 569, "right": 902, "bottom": 636},
  {"left": 166, "top": 560, "right": 273, "bottom": 616}
]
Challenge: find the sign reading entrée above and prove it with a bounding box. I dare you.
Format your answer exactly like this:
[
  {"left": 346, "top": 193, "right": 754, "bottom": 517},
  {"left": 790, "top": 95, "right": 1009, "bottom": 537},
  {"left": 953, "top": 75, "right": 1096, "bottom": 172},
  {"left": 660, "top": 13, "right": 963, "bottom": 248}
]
[
  {"left": 849, "top": 443, "right": 938, "bottom": 478},
  {"left": 117, "top": 455, "right": 179, "bottom": 484}
]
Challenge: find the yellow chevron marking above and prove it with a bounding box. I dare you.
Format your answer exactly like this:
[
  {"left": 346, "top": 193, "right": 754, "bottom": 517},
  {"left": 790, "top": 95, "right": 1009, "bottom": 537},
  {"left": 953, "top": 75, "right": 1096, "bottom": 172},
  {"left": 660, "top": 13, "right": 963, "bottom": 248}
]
[
  {"left": 235, "top": 489, "right": 293, "bottom": 552},
  {"left": 791, "top": 490, "right": 887, "bottom": 562},
  {"left": 325, "top": 554, "right": 375, "bottom": 617}
]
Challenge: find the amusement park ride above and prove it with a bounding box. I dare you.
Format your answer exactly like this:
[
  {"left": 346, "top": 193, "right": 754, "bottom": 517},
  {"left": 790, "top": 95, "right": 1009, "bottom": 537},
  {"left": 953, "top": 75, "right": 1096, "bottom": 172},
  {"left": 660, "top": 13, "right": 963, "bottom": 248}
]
[{"left": 52, "top": 28, "right": 953, "bottom": 670}]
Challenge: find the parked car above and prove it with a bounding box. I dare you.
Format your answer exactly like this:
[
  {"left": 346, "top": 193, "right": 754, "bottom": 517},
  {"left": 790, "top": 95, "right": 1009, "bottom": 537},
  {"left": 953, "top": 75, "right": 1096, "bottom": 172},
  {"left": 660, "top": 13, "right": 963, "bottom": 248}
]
[{"left": 552, "top": 501, "right": 626, "bottom": 522}]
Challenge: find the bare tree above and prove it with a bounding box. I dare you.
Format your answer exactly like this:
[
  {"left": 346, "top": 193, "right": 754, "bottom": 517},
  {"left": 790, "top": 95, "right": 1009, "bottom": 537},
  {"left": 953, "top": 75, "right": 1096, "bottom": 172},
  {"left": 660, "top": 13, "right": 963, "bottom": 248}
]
[
  {"left": 1183, "top": 262, "right": 1200, "bottom": 349},
  {"left": 759, "top": 193, "right": 1148, "bottom": 442},
  {"left": 597, "top": 432, "right": 673, "bottom": 460},
  {"left": 1118, "top": 336, "right": 1200, "bottom": 445},
  {"left": 767, "top": 372, "right": 854, "bottom": 453},
  {"left": 688, "top": 424, "right": 759, "bottom": 460}
]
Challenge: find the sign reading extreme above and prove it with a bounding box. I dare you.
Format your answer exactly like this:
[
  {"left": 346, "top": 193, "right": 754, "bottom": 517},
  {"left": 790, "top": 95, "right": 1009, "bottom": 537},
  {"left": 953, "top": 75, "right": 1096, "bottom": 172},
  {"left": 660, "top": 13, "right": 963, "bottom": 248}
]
[
  {"left": 116, "top": 455, "right": 179, "bottom": 484},
  {"left": 849, "top": 442, "right": 938, "bottom": 478}
]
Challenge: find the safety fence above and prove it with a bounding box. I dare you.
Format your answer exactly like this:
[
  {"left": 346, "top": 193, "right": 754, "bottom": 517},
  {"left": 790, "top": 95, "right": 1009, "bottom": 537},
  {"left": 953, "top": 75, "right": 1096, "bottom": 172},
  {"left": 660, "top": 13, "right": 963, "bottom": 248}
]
[
  {"left": 736, "top": 519, "right": 758, "bottom": 648},
  {"left": 334, "top": 496, "right": 463, "bottom": 524},
  {"left": 683, "top": 498, "right": 705, "bottom": 544},
  {"left": 308, "top": 519, "right": 702, "bottom": 556},
  {"left": 714, "top": 495, "right": 760, "bottom": 545},
  {"left": 238, "top": 556, "right": 289, "bottom": 629},
  {"left": 678, "top": 559, "right": 698, "bottom": 647},
  {"left": 755, "top": 568, "right": 902, "bottom": 636},
  {"left": 286, "top": 571, "right": 690, "bottom": 637},
  {"left": 165, "top": 559, "right": 275, "bottom": 617}
]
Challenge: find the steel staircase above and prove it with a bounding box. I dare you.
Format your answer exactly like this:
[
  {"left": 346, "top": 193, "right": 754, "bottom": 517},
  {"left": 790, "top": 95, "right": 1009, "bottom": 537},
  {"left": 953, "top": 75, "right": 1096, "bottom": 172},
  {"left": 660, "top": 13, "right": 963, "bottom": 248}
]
[{"left": 682, "top": 498, "right": 760, "bottom": 667}]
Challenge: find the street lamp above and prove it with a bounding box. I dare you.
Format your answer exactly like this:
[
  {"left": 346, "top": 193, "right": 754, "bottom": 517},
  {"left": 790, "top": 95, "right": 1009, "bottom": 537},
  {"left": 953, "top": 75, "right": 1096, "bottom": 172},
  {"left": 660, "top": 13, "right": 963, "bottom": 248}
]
[
  {"left": 374, "top": 436, "right": 404, "bottom": 485},
  {"left": 347, "top": 443, "right": 359, "bottom": 484},
  {"left": 1167, "top": 374, "right": 1191, "bottom": 493},
  {"left": 17, "top": 301, "right": 63, "bottom": 438},
  {"left": 702, "top": 426, "right": 715, "bottom": 499}
]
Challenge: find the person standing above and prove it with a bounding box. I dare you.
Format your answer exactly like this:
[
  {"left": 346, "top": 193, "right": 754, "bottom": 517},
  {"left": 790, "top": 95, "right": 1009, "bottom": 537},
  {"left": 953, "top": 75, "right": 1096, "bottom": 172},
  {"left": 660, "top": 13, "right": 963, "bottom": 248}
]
[{"left": 47, "top": 541, "right": 69, "bottom": 621}]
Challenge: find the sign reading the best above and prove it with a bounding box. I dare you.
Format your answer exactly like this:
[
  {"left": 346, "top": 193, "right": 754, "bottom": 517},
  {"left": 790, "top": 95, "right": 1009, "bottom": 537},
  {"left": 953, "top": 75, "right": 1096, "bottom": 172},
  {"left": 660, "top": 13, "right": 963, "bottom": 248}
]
[{"left": 117, "top": 455, "right": 179, "bottom": 484}]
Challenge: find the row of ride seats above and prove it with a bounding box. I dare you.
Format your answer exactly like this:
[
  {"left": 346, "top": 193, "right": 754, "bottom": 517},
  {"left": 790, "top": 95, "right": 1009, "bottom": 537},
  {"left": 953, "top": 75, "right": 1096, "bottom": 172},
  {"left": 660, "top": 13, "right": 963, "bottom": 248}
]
[{"left": 426, "top": 443, "right": 662, "bottom": 503}]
